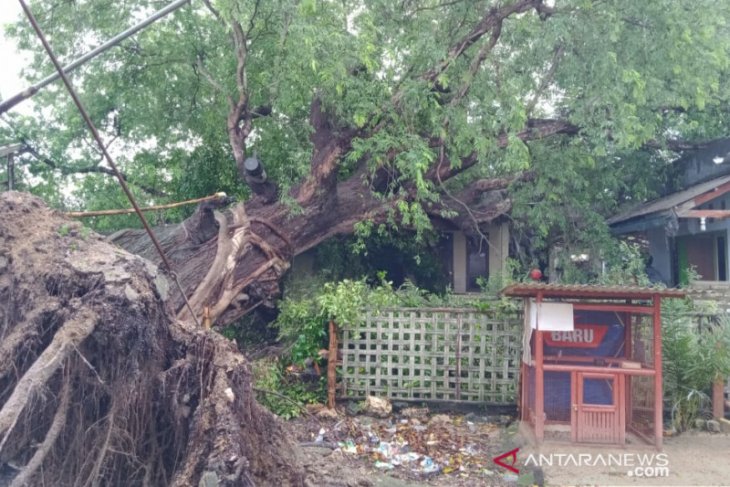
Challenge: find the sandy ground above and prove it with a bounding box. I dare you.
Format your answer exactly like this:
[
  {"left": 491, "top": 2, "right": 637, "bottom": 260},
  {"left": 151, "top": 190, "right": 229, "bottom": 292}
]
[{"left": 520, "top": 430, "right": 730, "bottom": 486}]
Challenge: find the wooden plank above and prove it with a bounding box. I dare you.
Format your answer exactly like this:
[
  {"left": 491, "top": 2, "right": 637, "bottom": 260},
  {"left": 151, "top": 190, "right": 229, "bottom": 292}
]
[
  {"left": 678, "top": 209, "right": 730, "bottom": 219},
  {"left": 653, "top": 295, "right": 663, "bottom": 450},
  {"left": 571, "top": 303, "right": 653, "bottom": 314},
  {"left": 544, "top": 364, "right": 655, "bottom": 376}
]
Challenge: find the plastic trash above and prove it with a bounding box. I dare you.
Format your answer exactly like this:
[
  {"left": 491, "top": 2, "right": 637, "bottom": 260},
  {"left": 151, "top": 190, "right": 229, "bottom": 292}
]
[
  {"left": 314, "top": 427, "right": 326, "bottom": 443},
  {"left": 374, "top": 461, "right": 394, "bottom": 470},
  {"left": 460, "top": 444, "right": 478, "bottom": 455},
  {"left": 339, "top": 439, "right": 357, "bottom": 454},
  {"left": 391, "top": 452, "right": 420, "bottom": 465},
  {"left": 420, "top": 456, "right": 440, "bottom": 474},
  {"left": 377, "top": 442, "right": 395, "bottom": 458}
]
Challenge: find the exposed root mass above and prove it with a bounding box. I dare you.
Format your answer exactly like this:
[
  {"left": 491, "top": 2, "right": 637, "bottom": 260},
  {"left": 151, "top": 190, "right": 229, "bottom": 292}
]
[{"left": 0, "top": 192, "right": 304, "bottom": 486}]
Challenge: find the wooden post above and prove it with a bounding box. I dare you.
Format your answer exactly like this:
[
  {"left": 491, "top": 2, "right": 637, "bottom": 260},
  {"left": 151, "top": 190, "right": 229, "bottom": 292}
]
[
  {"left": 652, "top": 295, "right": 663, "bottom": 450},
  {"left": 570, "top": 371, "right": 577, "bottom": 443},
  {"left": 713, "top": 378, "right": 725, "bottom": 420},
  {"left": 518, "top": 361, "right": 525, "bottom": 421},
  {"left": 535, "top": 292, "right": 545, "bottom": 442},
  {"left": 7, "top": 153, "right": 14, "bottom": 191},
  {"left": 624, "top": 309, "right": 633, "bottom": 430},
  {"left": 327, "top": 320, "right": 338, "bottom": 409}
]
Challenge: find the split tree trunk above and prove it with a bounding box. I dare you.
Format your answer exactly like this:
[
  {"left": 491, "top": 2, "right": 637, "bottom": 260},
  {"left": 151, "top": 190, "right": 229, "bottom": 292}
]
[{"left": 108, "top": 166, "right": 395, "bottom": 328}]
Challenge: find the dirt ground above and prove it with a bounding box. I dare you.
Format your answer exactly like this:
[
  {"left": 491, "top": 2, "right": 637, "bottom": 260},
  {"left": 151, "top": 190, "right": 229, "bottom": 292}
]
[
  {"left": 290, "top": 407, "right": 730, "bottom": 487},
  {"left": 520, "top": 430, "right": 730, "bottom": 487}
]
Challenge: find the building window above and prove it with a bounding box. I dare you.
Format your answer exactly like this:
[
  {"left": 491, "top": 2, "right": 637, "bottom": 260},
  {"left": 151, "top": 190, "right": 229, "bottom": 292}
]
[{"left": 466, "top": 235, "right": 489, "bottom": 292}]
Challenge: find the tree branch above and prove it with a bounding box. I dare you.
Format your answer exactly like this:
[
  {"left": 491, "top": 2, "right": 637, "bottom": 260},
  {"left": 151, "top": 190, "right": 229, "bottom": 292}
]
[
  {"left": 22, "top": 144, "right": 167, "bottom": 197},
  {"left": 426, "top": 118, "right": 580, "bottom": 183},
  {"left": 295, "top": 97, "right": 359, "bottom": 204},
  {"left": 421, "top": 0, "right": 546, "bottom": 85},
  {"left": 195, "top": 58, "right": 233, "bottom": 109},
  {"left": 525, "top": 44, "right": 565, "bottom": 116},
  {"left": 450, "top": 18, "right": 504, "bottom": 104},
  {"left": 201, "top": 0, "right": 223, "bottom": 23}
]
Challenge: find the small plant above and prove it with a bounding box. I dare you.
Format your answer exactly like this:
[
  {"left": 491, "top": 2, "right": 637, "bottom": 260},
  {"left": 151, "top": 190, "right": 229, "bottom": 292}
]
[
  {"left": 671, "top": 389, "right": 711, "bottom": 433},
  {"left": 252, "top": 358, "right": 325, "bottom": 419},
  {"left": 598, "top": 240, "right": 652, "bottom": 286}
]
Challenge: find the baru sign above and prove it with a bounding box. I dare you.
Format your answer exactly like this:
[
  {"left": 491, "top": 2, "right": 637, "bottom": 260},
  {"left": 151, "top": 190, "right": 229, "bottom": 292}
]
[{"left": 544, "top": 323, "right": 609, "bottom": 349}]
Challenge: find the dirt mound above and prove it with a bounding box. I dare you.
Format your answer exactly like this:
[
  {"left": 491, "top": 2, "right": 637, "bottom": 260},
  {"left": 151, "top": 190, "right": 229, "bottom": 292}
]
[{"left": 0, "top": 192, "right": 304, "bottom": 486}]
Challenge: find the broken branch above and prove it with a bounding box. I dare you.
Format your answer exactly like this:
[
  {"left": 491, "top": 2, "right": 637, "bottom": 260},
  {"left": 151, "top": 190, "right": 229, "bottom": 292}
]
[{"left": 65, "top": 192, "right": 229, "bottom": 218}]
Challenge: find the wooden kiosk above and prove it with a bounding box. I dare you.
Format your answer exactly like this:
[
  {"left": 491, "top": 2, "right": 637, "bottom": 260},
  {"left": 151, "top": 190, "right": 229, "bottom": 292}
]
[{"left": 502, "top": 283, "right": 685, "bottom": 449}]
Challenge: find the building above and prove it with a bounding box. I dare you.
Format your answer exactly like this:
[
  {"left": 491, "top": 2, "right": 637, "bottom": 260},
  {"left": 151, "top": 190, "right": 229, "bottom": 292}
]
[
  {"left": 440, "top": 222, "right": 510, "bottom": 293},
  {"left": 609, "top": 139, "right": 730, "bottom": 286},
  {"left": 287, "top": 221, "right": 511, "bottom": 295}
]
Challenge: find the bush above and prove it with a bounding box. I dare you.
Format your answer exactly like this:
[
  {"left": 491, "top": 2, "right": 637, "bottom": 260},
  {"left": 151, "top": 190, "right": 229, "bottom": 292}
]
[
  {"left": 276, "top": 277, "right": 398, "bottom": 365},
  {"left": 663, "top": 299, "right": 730, "bottom": 431},
  {"left": 252, "top": 357, "right": 325, "bottom": 419}
]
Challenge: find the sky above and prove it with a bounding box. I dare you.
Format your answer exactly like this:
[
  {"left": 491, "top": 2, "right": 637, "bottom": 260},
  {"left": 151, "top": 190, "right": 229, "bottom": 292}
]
[{"left": 0, "top": 3, "right": 29, "bottom": 104}]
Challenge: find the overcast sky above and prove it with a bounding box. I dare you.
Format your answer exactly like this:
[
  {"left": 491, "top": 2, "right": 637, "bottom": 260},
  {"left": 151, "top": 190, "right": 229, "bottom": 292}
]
[{"left": 0, "top": 4, "right": 28, "bottom": 100}]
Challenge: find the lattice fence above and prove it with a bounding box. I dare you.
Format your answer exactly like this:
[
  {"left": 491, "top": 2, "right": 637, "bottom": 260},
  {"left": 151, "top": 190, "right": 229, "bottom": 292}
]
[{"left": 340, "top": 308, "right": 521, "bottom": 404}]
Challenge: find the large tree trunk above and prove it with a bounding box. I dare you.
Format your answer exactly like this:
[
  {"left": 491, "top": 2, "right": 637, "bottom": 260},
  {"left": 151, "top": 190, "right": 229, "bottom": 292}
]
[
  {"left": 0, "top": 192, "right": 306, "bottom": 486},
  {"left": 108, "top": 169, "right": 391, "bottom": 327}
]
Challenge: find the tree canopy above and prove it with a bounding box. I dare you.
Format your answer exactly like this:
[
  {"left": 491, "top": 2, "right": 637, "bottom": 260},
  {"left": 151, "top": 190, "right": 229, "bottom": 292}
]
[{"left": 2, "top": 0, "right": 730, "bottom": 304}]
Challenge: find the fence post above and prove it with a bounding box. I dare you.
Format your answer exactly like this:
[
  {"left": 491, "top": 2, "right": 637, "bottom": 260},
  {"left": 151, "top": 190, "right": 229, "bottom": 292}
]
[
  {"left": 713, "top": 378, "right": 725, "bottom": 420},
  {"left": 327, "top": 320, "right": 338, "bottom": 409}
]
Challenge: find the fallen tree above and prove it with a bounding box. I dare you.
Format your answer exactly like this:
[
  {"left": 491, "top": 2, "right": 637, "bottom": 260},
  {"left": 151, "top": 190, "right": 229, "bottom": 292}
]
[
  {"left": 6, "top": 0, "right": 726, "bottom": 329},
  {"left": 1, "top": 1, "right": 729, "bottom": 483}
]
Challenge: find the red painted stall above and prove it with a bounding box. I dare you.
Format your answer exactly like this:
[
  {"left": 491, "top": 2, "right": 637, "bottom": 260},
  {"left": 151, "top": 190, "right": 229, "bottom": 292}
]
[{"left": 502, "top": 283, "right": 686, "bottom": 449}]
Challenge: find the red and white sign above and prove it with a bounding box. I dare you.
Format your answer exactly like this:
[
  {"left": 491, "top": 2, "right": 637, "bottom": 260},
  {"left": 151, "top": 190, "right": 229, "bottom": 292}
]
[{"left": 544, "top": 324, "right": 608, "bottom": 348}]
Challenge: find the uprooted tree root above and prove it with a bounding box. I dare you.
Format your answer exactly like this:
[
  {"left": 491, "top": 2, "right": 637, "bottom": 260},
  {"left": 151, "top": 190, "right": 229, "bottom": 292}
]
[{"left": 0, "top": 192, "right": 305, "bottom": 486}]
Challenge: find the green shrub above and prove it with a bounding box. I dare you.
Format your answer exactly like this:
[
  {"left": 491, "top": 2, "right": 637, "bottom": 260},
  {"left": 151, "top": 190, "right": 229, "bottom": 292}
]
[
  {"left": 275, "top": 277, "right": 398, "bottom": 365},
  {"left": 252, "top": 358, "right": 325, "bottom": 419},
  {"left": 663, "top": 299, "right": 730, "bottom": 431}
]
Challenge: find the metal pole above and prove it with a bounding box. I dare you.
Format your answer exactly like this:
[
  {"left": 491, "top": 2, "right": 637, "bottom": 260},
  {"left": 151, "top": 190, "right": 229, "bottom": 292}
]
[
  {"left": 0, "top": 0, "right": 190, "bottom": 115},
  {"left": 19, "top": 0, "right": 201, "bottom": 328}
]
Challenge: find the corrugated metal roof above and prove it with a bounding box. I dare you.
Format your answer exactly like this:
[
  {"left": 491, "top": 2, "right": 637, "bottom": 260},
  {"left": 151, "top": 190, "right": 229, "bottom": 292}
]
[
  {"left": 608, "top": 173, "right": 730, "bottom": 225},
  {"left": 501, "top": 282, "right": 686, "bottom": 299}
]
